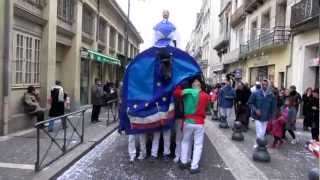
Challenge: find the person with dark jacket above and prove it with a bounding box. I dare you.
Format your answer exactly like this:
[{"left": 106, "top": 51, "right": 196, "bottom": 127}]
[
  {"left": 218, "top": 79, "right": 236, "bottom": 128},
  {"left": 289, "top": 85, "right": 302, "bottom": 112},
  {"left": 235, "top": 82, "right": 251, "bottom": 131},
  {"left": 310, "top": 89, "right": 319, "bottom": 141},
  {"left": 91, "top": 79, "right": 105, "bottom": 123},
  {"left": 24, "top": 86, "right": 45, "bottom": 125},
  {"left": 302, "top": 87, "right": 313, "bottom": 130},
  {"left": 248, "top": 79, "right": 277, "bottom": 141},
  {"left": 283, "top": 97, "right": 298, "bottom": 144},
  {"left": 48, "top": 81, "right": 67, "bottom": 131}
]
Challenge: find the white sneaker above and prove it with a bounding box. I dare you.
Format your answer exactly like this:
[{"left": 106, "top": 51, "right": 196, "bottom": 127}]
[
  {"left": 138, "top": 154, "right": 146, "bottom": 160},
  {"left": 253, "top": 144, "right": 258, "bottom": 149},
  {"left": 173, "top": 157, "right": 179, "bottom": 163},
  {"left": 291, "top": 139, "right": 297, "bottom": 144},
  {"left": 129, "top": 156, "right": 135, "bottom": 162}
]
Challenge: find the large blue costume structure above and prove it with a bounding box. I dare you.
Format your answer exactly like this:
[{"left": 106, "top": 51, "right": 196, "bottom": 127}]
[{"left": 119, "top": 17, "right": 202, "bottom": 134}]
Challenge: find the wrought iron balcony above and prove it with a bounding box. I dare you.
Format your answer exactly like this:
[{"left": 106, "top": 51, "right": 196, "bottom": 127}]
[
  {"left": 290, "top": 0, "right": 320, "bottom": 30},
  {"left": 240, "top": 26, "right": 290, "bottom": 56},
  {"left": 244, "top": 0, "right": 264, "bottom": 14},
  {"left": 230, "top": 5, "right": 246, "bottom": 27},
  {"left": 222, "top": 48, "right": 240, "bottom": 64},
  {"left": 213, "top": 32, "right": 230, "bottom": 52},
  {"left": 24, "top": 0, "right": 46, "bottom": 9}
]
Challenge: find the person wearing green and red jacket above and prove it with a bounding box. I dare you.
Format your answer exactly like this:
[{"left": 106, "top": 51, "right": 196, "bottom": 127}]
[{"left": 174, "top": 78, "right": 211, "bottom": 174}]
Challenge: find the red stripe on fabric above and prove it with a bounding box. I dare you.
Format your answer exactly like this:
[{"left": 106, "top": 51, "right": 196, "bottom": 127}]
[{"left": 131, "top": 110, "right": 175, "bottom": 129}]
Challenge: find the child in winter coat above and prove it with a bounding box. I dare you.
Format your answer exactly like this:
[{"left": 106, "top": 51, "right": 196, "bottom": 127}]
[{"left": 269, "top": 108, "right": 287, "bottom": 148}]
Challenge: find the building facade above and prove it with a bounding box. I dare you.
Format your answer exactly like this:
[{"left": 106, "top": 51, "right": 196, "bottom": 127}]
[
  {"left": 223, "top": 0, "right": 290, "bottom": 87},
  {"left": 213, "top": 0, "right": 232, "bottom": 83},
  {"left": 193, "top": 0, "right": 319, "bottom": 92},
  {"left": 0, "top": 0, "right": 143, "bottom": 135},
  {"left": 186, "top": 0, "right": 221, "bottom": 84},
  {"left": 289, "top": 0, "right": 319, "bottom": 94}
]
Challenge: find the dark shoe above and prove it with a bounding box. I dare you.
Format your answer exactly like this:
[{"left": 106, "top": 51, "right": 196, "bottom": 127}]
[
  {"left": 148, "top": 156, "right": 157, "bottom": 163},
  {"left": 190, "top": 168, "right": 200, "bottom": 174},
  {"left": 96, "top": 119, "right": 102, "bottom": 122},
  {"left": 179, "top": 162, "right": 189, "bottom": 170},
  {"left": 162, "top": 155, "right": 170, "bottom": 162},
  {"left": 91, "top": 120, "right": 97, "bottom": 124}
]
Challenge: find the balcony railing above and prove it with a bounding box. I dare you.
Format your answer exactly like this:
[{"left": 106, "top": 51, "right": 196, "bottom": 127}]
[
  {"left": 240, "top": 26, "right": 290, "bottom": 56},
  {"left": 213, "top": 32, "right": 230, "bottom": 51},
  {"left": 244, "top": 0, "right": 264, "bottom": 14},
  {"left": 222, "top": 48, "right": 240, "bottom": 64},
  {"left": 290, "top": 0, "right": 320, "bottom": 28},
  {"left": 230, "top": 5, "right": 246, "bottom": 27},
  {"left": 24, "top": 0, "right": 46, "bottom": 8}
]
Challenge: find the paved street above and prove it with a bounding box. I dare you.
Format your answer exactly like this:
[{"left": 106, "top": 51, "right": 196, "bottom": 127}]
[
  {"left": 0, "top": 107, "right": 118, "bottom": 180},
  {"left": 58, "top": 131, "right": 235, "bottom": 180},
  {"left": 207, "top": 116, "right": 319, "bottom": 180}
]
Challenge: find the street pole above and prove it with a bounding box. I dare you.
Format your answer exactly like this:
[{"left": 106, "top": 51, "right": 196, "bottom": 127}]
[{"left": 124, "top": 0, "right": 131, "bottom": 66}]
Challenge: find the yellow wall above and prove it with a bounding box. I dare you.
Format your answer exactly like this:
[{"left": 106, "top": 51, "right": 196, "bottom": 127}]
[{"left": 244, "top": 46, "right": 291, "bottom": 87}]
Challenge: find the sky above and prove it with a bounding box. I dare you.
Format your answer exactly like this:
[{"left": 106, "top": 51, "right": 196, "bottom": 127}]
[{"left": 116, "top": 0, "right": 202, "bottom": 51}]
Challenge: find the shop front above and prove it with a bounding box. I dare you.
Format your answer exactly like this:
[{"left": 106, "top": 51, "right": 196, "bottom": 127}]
[
  {"left": 249, "top": 65, "right": 275, "bottom": 86},
  {"left": 80, "top": 49, "right": 121, "bottom": 105}
]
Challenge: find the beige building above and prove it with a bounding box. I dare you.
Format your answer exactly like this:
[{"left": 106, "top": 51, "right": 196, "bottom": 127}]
[
  {"left": 0, "top": 0, "right": 143, "bottom": 135},
  {"left": 214, "top": 0, "right": 292, "bottom": 87},
  {"left": 289, "top": 0, "right": 319, "bottom": 94},
  {"left": 186, "top": 0, "right": 221, "bottom": 84}
]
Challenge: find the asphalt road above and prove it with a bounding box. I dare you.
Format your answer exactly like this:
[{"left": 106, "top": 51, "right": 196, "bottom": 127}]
[{"left": 57, "top": 131, "right": 235, "bottom": 180}]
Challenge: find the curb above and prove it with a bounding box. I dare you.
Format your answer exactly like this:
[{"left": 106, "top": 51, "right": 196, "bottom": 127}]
[{"left": 205, "top": 119, "right": 269, "bottom": 180}]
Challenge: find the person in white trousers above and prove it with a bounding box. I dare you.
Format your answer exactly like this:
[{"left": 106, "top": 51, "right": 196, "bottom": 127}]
[
  {"left": 173, "top": 78, "right": 211, "bottom": 174},
  {"left": 248, "top": 79, "right": 276, "bottom": 148},
  {"left": 174, "top": 119, "right": 192, "bottom": 163},
  {"left": 150, "top": 129, "right": 171, "bottom": 162},
  {"left": 128, "top": 134, "right": 146, "bottom": 162}
]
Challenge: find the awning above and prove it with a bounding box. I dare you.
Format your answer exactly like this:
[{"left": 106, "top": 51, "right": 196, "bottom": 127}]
[{"left": 86, "top": 49, "right": 121, "bottom": 66}]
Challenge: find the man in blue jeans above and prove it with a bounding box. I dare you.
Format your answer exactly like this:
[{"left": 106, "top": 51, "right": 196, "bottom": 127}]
[
  {"left": 218, "top": 79, "right": 236, "bottom": 128},
  {"left": 248, "top": 79, "right": 276, "bottom": 143}
]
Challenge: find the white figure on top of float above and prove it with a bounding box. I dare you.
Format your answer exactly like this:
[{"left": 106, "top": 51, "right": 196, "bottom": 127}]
[{"left": 153, "top": 10, "right": 179, "bottom": 48}]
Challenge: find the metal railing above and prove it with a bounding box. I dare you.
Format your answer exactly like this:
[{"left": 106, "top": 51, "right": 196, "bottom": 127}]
[
  {"left": 290, "top": 0, "right": 320, "bottom": 28},
  {"left": 34, "top": 108, "right": 87, "bottom": 171},
  {"left": 104, "top": 99, "right": 119, "bottom": 126},
  {"left": 24, "top": 0, "right": 46, "bottom": 8},
  {"left": 34, "top": 100, "right": 119, "bottom": 171},
  {"left": 239, "top": 26, "right": 290, "bottom": 56}
]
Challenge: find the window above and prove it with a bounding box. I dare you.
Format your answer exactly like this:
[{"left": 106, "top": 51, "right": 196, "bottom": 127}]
[
  {"left": 261, "top": 11, "right": 271, "bottom": 35},
  {"left": 117, "top": 35, "right": 123, "bottom": 54},
  {"left": 250, "top": 21, "right": 257, "bottom": 40},
  {"left": 238, "top": 28, "right": 244, "bottom": 46},
  {"left": 109, "top": 27, "right": 116, "bottom": 54},
  {"left": 130, "top": 45, "right": 135, "bottom": 58},
  {"left": 82, "top": 6, "right": 94, "bottom": 35},
  {"left": 98, "top": 19, "right": 106, "bottom": 42},
  {"left": 57, "top": 0, "right": 74, "bottom": 24},
  {"left": 13, "top": 32, "right": 41, "bottom": 85}
]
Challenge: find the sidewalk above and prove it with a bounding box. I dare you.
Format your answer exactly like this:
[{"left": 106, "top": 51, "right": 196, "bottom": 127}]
[
  {"left": 0, "top": 107, "right": 118, "bottom": 180},
  {"left": 205, "top": 116, "right": 319, "bottom": 180}
]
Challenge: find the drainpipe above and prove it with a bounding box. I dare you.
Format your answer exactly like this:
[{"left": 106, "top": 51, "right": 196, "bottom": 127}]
[
  {"left": 285, "top": 32, "right": 294, "bottom": 89},
  {"left": 2, "top": 0, "right": 12, "bottom": 135}
]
